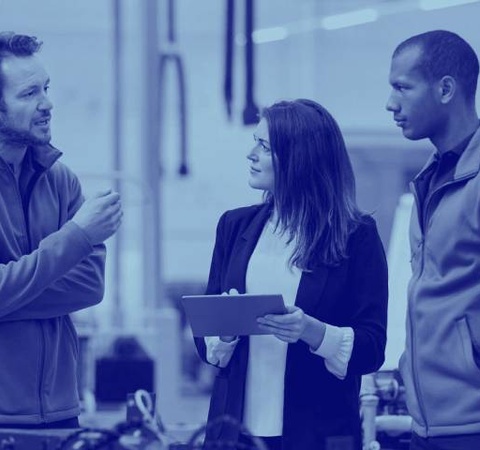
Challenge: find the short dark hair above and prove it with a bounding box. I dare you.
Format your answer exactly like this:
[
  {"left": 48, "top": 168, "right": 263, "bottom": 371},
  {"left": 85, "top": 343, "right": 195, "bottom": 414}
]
[
  {"left": 393, "top": 30, "right": 479, "bottom": 101},
  {"left": 262, "top": 99, "right": 364, "bottom": 268},
  {"left": 0, "top": 32, "right": 42, "bottom": 105}
]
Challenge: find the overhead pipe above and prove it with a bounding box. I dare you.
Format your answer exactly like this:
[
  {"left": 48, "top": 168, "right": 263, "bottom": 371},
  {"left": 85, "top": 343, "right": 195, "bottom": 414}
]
[
  {"left": 111, "top": 0, "right": 124, "bottom": 328},
  {"left": 142, "top": 0, "right": 162, "bottom": 311}
]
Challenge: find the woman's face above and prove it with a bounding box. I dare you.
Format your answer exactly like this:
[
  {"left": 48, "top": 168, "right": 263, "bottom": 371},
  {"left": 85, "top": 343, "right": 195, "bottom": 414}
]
[{"left": 247, "top": 118, "right": 275, "bottom": 192}]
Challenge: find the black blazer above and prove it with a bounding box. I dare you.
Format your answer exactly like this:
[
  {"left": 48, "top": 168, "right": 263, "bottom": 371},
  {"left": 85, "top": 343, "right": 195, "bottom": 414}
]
[{"left": 195, "top": 203, "right": 388, "bottom": 450}]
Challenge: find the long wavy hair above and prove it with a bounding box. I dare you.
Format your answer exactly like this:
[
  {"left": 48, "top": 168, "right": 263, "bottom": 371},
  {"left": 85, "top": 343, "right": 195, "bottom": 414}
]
[{"left": 262, "top": 99, "right": 365, "bottom": 269}]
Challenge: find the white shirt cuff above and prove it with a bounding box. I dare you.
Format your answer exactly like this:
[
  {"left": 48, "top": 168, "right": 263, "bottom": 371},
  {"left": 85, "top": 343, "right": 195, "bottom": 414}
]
[
  {"left": 311, "top": 325, "right": 354, "bottom": 380},
  {"left": 204, "top": 336, "right": 239, "bottom": 368}
]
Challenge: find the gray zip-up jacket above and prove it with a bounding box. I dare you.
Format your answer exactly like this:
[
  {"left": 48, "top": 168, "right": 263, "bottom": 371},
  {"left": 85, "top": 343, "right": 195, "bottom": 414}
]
[
  {"left": 0, "top": 144, "right": 105, "bottom": 424},
  {"left": 400, "top": 126, "right": 480, "bottom": 437}
]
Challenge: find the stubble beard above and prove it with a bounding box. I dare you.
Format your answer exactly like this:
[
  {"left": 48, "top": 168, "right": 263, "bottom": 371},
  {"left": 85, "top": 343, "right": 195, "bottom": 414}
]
[{"left": 0, "top": 116, "right": 51, "bottom": 147}]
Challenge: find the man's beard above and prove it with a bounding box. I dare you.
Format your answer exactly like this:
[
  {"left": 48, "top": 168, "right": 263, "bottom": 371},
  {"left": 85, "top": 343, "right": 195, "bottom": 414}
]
[{"left": 0, "top": 116, "right": 51, "bottom": 147}]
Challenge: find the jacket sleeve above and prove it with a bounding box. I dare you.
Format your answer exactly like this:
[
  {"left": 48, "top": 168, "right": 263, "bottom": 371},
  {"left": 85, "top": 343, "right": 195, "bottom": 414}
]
[
  {"left": 346, "top": 219, "right": 389, "bottom": 376},
  {"left": 0, "top": 173, "right": 106, "bottom": 320},
  {"left": 194, "top": 211, "right": 228, "bottom": 364},
  {"left": 0, "top": 242, "right": 105, "bottom": 321},
  {"left": 0, "top": 222, "right": 98, "bottom": 319}
]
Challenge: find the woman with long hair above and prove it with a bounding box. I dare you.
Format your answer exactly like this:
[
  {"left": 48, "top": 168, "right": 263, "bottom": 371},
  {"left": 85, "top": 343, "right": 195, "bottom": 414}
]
[{"left": 195, "top": 99, "right": 388, "bottom": 450}]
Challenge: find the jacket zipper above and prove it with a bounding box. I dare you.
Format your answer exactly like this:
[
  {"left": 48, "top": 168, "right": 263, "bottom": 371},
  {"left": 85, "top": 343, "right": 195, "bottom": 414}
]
[
  {"left": 19, "top": 164, "right": 47, "bottom": 422},
  {"left": 22, "top": 171, "right": 42, "bottom": 251},
  {"left": 422, "top": 175, "right": 473, "bottom": 231},
  {"left": 38, "top": 323, "right": 46, "bottom": 421},
  {"left": 410, "top": 172, "right": 476, "bottom": 435},
  {"left": 409, "top": 180, "right": 429, "bottom": 433},
  {"left": 24, "top": 171, "right": 47, "bottom": 422}
]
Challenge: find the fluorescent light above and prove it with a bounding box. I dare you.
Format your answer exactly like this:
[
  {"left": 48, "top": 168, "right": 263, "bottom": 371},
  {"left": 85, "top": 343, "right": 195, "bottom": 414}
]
[
  {"left": 420, "top": 0, "right": 480, "bottom": 10},
  {"left": 252, "top": 26, "right": 289, "bottom": 44},
  {"left": 321, "top": 8, "right": 379, "bottom": 30}
]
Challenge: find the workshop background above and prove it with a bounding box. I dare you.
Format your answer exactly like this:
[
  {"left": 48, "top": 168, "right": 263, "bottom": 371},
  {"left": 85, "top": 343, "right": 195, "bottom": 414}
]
[{"left": 1, "top": 0, "right": 479, "bottom": 449}]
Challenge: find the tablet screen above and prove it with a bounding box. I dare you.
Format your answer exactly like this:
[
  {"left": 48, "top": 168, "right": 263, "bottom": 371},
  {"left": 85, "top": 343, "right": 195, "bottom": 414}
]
[{"left": 181, "top": 294, "right": 286, "bottom": 337}]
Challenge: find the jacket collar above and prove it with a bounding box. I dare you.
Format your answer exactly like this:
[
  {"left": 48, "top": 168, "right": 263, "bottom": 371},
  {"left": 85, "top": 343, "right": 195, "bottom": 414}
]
[
  {"left": 454, "top": 125, "right": 480, "bottom": 180},
  {"left": 415, "top": 125, "right": 480, "bottom": 183},
  {"left": 227, "top": 203, "right": 271, "bottom": 293},
  {"left": 0, "top": 144, "right": 61, "bottom": 177},
  {"left": 27, "top": 144, "right": 62, "bottom": 170},
  {"left": 241, "top": 202, "right": 272, "bottom": 242}
]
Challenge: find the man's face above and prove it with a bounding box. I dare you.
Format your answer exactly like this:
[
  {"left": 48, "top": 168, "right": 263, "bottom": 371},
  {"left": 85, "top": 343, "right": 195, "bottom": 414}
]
[
  {"left": 0, "top": 54, "right": 52, "bottom": 146},
  {"left": 386, "top": 46, "right": 444, "bottom": 141}
]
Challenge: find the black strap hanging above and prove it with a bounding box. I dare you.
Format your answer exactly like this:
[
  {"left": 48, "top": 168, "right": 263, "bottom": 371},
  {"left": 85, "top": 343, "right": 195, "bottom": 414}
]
[
  {"left": 158, "top": 0, "right": 189, "bottom": 176},
  {"left": 242, "top": 0, "right": 259, "bottom": 125},
  {"left": 223, "top": 0, "right": 260, "bottom": 126},
  {"left": 224, "top": 0, "right": 235, "bottom": 120},
  {"left": 167, "top": 0, "right": 176, "bottom": 42}
]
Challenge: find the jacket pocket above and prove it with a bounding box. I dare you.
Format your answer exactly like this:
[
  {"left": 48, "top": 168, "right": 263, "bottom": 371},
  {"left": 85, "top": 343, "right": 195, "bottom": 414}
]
[{"left": 456, "top": 317, "right": 480, "bottom": 374}]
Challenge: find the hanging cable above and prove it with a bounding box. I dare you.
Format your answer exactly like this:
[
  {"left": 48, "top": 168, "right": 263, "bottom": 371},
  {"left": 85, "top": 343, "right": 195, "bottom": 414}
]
[
  {"left": 167, "top": 0, "right": 176, "bottom": 42},
  {"left": 223, "top": 0, "right": 260, "bottom": 125},
  {"left": 224, "top": 0, "right": 235, "bottom": 120},
  {"left": 158, "top": 0, "right": 189, "bottom": 176},
  {"left": 242, "top": 0, "right": 260, "bottom": 125}
]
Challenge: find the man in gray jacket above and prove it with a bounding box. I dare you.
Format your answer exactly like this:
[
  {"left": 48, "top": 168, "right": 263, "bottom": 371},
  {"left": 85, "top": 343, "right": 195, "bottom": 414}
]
[
  {"left": 0, "top": 32, "right": 122, "bottom": 428},
  {"left": 386, "top": 30, "right": 480, "bottom": 450}
]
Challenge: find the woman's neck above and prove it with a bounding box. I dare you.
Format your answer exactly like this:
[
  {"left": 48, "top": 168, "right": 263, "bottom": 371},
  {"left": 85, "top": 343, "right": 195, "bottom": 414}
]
[{"left": 270, "top": 207, "right": 279, "bottom": 224}]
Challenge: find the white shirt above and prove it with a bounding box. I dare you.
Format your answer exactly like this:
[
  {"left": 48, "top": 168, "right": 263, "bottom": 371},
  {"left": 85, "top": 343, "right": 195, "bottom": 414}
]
[{"left": 243, "top": 220, "right": 301, "bottom": 436}]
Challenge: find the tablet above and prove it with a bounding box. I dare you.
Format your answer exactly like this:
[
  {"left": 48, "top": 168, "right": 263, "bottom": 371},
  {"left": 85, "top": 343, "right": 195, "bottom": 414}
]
[{"left": 181, "top": 294, "right": 287, "bottom": 337}]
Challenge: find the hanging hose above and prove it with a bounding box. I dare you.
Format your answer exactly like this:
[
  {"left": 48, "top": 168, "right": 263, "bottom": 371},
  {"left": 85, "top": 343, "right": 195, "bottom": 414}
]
[
  {"left": 223, "top": 0, "right": 260, "bottom": 125},
  {"left": 158, "top": 0, "right": 189, "bottom": 176},
  {"left": 224, "top": 0, "right": 235, "bottom": 120},
  {"left": 242, "top": 0, "right": 260, "bottom": 125}
]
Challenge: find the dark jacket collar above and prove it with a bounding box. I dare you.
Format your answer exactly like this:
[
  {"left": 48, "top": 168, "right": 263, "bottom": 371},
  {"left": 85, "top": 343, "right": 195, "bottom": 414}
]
[
  {"left": 416, "top": 125, "right": 480, "bottom": 183},
  {"left": 227, "top": 203, "right": 272, "bottom": 293},
  {"left": 241, "top": 201, "right": 272, "bottom": 242},
  {"left": 454, "top": 125, "right": 480, "bottom": 180},
  {"left": 0, "top": 144, "right": 61, "bottom": 177},
  {"left": 27, "top": 144, "right": 62, "bottom": 170}
]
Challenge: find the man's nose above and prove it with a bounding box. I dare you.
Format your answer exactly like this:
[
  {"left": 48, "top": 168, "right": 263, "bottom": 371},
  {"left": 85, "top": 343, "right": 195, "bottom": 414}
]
[
  {"left": 38, "top": 94, "right": 53, "bottom": 112},
  {"left": 385, "top": 92, "right": 399, "bottom": 112}
]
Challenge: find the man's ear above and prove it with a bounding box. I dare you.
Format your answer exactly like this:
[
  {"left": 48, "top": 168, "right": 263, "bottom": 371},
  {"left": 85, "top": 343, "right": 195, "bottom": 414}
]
[{"left": 438, "top": 76, "right": 456, "bottom": 104}]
